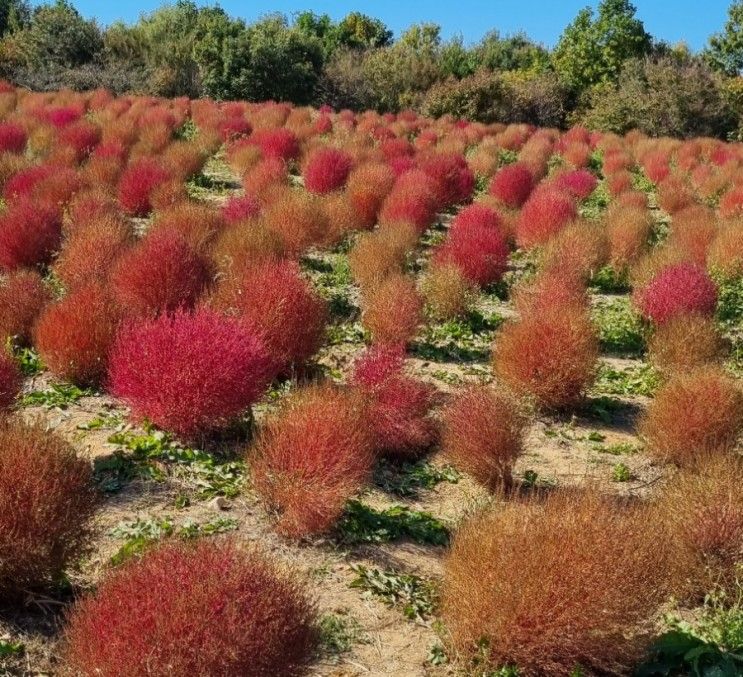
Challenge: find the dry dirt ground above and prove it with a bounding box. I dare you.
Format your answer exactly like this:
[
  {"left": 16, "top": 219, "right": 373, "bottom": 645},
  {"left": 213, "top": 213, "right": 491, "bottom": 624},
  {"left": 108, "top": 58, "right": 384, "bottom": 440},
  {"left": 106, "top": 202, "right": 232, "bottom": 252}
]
[{"left": 1, "top": 155, "right": 737, "bottom": 676}]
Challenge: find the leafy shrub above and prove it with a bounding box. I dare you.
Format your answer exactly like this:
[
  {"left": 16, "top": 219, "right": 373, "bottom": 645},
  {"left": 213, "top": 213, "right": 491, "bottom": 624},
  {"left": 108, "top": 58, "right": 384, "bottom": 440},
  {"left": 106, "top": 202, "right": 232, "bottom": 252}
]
[
  {"left": 242, "top": 157, "right": 289, "bottom": 197},
  {"left": 634, "top": 262, "right": 718, "bottom": 324},
  {"left": 64, "top": 540, "right": 317, "bottom": 676},
  {"left": 516, "top": 188, "right": 577, "bottom": 248},
  {"left": 442, "top": 489, "right": 681, "bottom": 676},
  {"left": 108, "top": 308, "right": 274, "bottom": 440},
  {"left": 0, "top": 198, "right": 62, "bottom": 271},
  {"left": 641, "top": 366, "right": 743, "bottom": 467},
  {"left": 492, "top": 306, "right": 598, "bottom": 410},
  {"left": 0, "top": 269, "right": 50, "bottom": 344},
  {"left": 648, "top": 313, "right": 727, "bottom": 375},
  {"left": 110, "top": 231, "right": 210, "bottom": 318},
  {"left": 488, "top": 162, "right": 534, "bottom": 208},
  {"left": 0, "top": 418, "right": 96, "bottom": 600},
  {"left": 441, "top": 385, "right": 527, "bottom": 490},
  {"left": 210, "top": 259, "right": 328, "bottom": 372},
  {"left": 351, "top": 344, "right": 437, "bottom": 458},
  {"left": 34, "top": 284, "right": 120, "bottom": 386},
  {"left": 361, "top": 273, "right": 422, "bottom": 346},
  {"left": 303, "top": 146, "right": 353, "bottom": 194},
  {"left": 0, "top": 350, "right": 21, "bottom": 411},
  {"left": 117, "top": 157, "right": 171, "bottom": 216},
  {"left": 250, "top": 384, "right": 374, "bottom": 537}
]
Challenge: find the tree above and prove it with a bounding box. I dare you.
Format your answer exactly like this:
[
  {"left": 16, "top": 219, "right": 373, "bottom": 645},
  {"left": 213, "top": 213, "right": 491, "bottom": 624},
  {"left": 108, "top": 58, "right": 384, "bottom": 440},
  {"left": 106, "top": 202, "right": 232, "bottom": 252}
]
[
  {"left": 336, "top": 12, "right": 391, "bottom": 49},
  {"left": 0, "top": 0, "right": 29, "bottom": 36},
  {"left": 10, "top": 0, "right": 102, "bottom": 68},
  {"left": 706, "top": 1, "right": 743, "bottom": 75},
  {"left": 475, "top": 31, "right": 550, "bottom": 73},
  {"left": 553, "top": 0, "right": 651, "bottom": 90}
]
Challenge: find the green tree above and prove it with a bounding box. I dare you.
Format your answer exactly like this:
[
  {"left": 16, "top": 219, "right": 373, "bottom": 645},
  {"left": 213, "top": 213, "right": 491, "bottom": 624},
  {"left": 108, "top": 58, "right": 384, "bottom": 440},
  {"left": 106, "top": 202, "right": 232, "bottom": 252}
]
[
  {"left": 0, "top": 0, "right": 29, "bottom": 36},
  {"left": 475, "top": 30, "right": 550, "bottom": 72},
  {"left": 10, "top": 0, "right": 102, "bottom": 68},
  {"left": 553, "top": 0, "right": 651, "bottom": 90},
  {"left": 440, "top": 35, "right": 477, "bottom": 78},
  {"left": 706, "top": 1, "right": 743, "bottom": 75},
  {"left": 336, "top": 12, "right": 391, "bottom": 49}
]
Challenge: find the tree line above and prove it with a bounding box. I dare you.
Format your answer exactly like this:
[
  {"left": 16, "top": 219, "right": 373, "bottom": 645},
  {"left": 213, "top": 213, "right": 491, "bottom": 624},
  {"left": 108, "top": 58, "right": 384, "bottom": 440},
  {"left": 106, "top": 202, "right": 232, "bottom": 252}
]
[{"left": 2, "top": 0, "right": 743, "bottom": 139}]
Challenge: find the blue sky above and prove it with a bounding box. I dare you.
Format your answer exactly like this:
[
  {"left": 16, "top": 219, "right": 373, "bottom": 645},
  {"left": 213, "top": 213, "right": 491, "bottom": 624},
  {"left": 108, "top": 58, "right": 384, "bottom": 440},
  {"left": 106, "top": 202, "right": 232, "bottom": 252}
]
[{"left": 67, "top": 1, "right": 731, "bottom": 51}]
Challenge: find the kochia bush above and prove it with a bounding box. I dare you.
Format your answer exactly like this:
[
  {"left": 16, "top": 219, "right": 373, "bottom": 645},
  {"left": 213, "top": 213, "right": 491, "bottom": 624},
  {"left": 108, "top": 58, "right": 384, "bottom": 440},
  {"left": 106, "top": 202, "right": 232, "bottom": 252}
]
[
  {"left": 516, "top": 188, "right": 577, "bottom": 248},
  {"left": 488, "top": 162, "right": 534, "bottom": 208},
  {"left": 0, "top": 269, "right": 50, "bottom": 344},
  {"left": 64, "top": 540, "right": 317, "bottom": 676},
  {"left": 108, "top": 308, "right": 274, "bottom": 439},
  {"left": 0, "top": 198, "right": 62, "bottom": 271},
  {"left": 0, "top": 350, "right": 20, "bottom": 411},
  {"left": 303, "top": 146, "right": 353, "bottom": 194}
]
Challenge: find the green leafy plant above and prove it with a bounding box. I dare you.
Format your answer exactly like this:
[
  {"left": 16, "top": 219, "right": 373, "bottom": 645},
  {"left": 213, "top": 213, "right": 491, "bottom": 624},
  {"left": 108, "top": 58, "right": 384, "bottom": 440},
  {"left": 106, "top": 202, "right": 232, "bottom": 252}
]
[
  {"left": 590, "top": 265, "right": 631, "bottom": 293},
  {"left": 593, "top": 362, "right": 660, "bottom": 397},
  {"left": 714, "top": 274, "right": 743, "bottom": 327},
  {"left": 591, "top": 297, "right": 645, "bottom": 355},
  {"left": 337, "top": 500, "right": 450, "bottom": 546},
  {"left": 611, "top": 462, "right": 631, "bottom": 482},
  {"left": 318, "top": 612, "right": 368, "bottom": 658},
  {"left": 21, "top": 382, "right": 93, "bottom": 409},
  {"left": 5, "top": 337, "right": 43, "bottom": 376},
  {"left": 350, "top": 565, "right": 437, "bottom": 621},
  {"left": 373, "top": 460, "right": 460, "bottom": 498},
  {"left": 414, "top": 311, "right": 501, "bottom": 363},
  {"left": 0, "top": 640, "right": 24, "bottom": 657}
]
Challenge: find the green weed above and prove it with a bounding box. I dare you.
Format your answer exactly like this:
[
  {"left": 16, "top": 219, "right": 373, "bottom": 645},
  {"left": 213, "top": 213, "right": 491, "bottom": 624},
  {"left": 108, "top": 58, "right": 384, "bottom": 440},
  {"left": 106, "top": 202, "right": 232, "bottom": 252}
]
[
  {"left": 350, "top": 565, "right": 437, "bottom": 621},
  {"left": 591, "top": 297, "right": 645, "bottom": 355},
  {"left": 593, "top": 362, "right": 660, "bottom": 398},
  {"left": 373, "top": 459, "right": 460, "bottom": 498},
  {"left": 21, "top": 382, "right": 93, "bottom": 409}
]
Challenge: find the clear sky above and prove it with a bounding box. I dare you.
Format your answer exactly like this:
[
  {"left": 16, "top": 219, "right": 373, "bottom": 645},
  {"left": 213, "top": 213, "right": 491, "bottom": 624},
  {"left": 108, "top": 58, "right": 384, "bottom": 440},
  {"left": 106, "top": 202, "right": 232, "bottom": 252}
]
[{"left": 65, "top": 0, "right": 732, "bottom": 51}]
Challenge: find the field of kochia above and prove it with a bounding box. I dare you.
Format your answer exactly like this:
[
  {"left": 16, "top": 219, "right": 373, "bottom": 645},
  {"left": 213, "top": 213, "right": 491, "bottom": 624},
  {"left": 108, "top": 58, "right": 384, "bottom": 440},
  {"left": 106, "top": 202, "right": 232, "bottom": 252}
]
[{"left": 0, "top": 81, "right": 741, "bottom": 676}]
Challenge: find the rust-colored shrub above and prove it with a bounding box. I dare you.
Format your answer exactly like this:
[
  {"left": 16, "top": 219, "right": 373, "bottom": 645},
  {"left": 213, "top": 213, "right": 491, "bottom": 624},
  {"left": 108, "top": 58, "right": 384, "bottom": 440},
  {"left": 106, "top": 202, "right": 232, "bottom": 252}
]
[
  {"left": 655, "top": 454, "right": 743, "bottom": 594},
  {"left": 605, "top": 205, "right": 652, "bottom": 268},
  {"left": 421, "top": 263, "right": 473, "bottom": 320},
  {"left": 34, "top": 284, "right": 120, "bottom": 386},
  {"left": 320, "top": 191, "right": 365, "bottom": 244},
  {"left": 263, "top": 190, "right": 329, "bottom": 255},
  {"left": 0, "top": 419, "right": 96, "bottom": 599},
  {"left": 210, "top": 220, "right": 286, "bottom": 273},
  {"left": 379, "top": 176, "right": 438, "bottom": 232},
  {"left": 516, "top": 188, "right": 577, "bottom": 248},
  {"left": 0, "top": 350, "right": 20, "bottom": 411},
  {"left": 418, "top": 152, "right": 475, "bottom": 208},
  {"left": 361, "top": 273, "right": 422, "bottom": 346},
  {"left": 442, "top": 489, "right": 680, "bottom": 676},
  {"left": 648, "top": 313, "right": 727, "bottom": 375},
  {"left": 54, "top": 218, "right": 132, "bottom": 290},
  {"left": 250, "top": 384, "right": 374, "bottom": 537},
  {"left": 541, "top": 219, "right": 609, "bottom": 282},
  {"left": 210, "top": 259, "right": 327, "bottom": 372},
  {"left": 150, "top": 202, "right": 224, "bottom": 253},
  {"left": 221, "top": 194, "right": 261, "bottom": 225},
  {"left": 441, "top": 385, "right": 527, "bottom": 490},
  {"left": 551, "top": 169, "right": 597, "bottom": 200},
  {"left": 108, "top": 308, "right": 273, "bottom": 440},
  {"left": 634, "top": 262, "right": 718, "bottom": 324},
  {"left": 708, "top": 222, "right": 743, "bottom": 279},
  {"left": 0, "top": 269, "right": 50, "bottom": 343},
  {"left": 242, "top": 157, "right": 288, "bottom": 198},
  {"left": 511, "top": 271, "right": 588, "bottom": 316},
  {"left": 64, "top": 540, "right": 317, "bottom": 676},
  {"left": 110, "top": 231, "right": 211, "bottom": 318},
  {"left": 0, "top": 198, "right": 62, "bottom": 271},
  {"left": 348, "top": 224, "right": 417, "bottom": 290},
  {"left": 493, "top": 306, "right": 598, "bottom": 410},
  {"left": 640, "top": 366, "right": 743, "bottom": 467},
  {"left": 65, "top": 189, "right": 120, "bottom": 233},
  {"left": 657, "top": 176, "right": 695, "bottom": 214},
  {"left": 247, "top": 127, "right": 299, "bottom": 161},
  {"left": 351, "top": 344, "right": 437, "bottom": 458}
]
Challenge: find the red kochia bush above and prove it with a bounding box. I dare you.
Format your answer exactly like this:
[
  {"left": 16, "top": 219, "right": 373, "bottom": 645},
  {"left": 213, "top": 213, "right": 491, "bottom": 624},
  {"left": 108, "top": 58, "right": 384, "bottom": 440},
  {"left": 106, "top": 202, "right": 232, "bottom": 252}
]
[
  {"left": 516, "top": 188, "right": 577, "bottom": 248},
  {"left": 110, "top": 231, "right": 210, "bottom": 318},
  {"left": 0, "top": 269, "right": 50, "bottom": 343},
  {"left": 0, "top": 198, "right": 62, "bottom": 271},
  {"left": 441, "top": 385, "right": 527, "bottom": 491},
  {"left": 117, "top": 157, "right": 171, "bottom": 216},
  {"left": 248, "top": 127, "right": 300, "bottom": 161},
  {"left": 303, "top": 146, "right": 353, "bottom": 194},
  {"left": 419, "top": 152, "right": 475, "bottom": 208},
  {"left": 34, "top": 284, "right": 120, "bottom": 386},
  {"left": 0, "top": 122, "right": 26, "bottom": 153},
  {"left": 108, "top": 309, "right": 274, "bottom": 439},
  {"left": 210, "top": 259, "right": 327, "bottom": 373},
  {"left": 551, "top": 169, "right": 598, "bottom": 200},
  {"left": 250, "top": 383, "right": 374, "bottom": 537},
  {"left": 64, "top": 540, "right": 317, "bottom": 677},
  {"left": 493, "top": 307, "right": 598, "bottom": 410},
  {"left": 488, "top": 162, "right": 534, "bottom": 208},
  {"left": 351, "top": 344, "right": 437, "bottom": 458},
  {"left": 361, "top": 273, "right": 422, "bottom": 346},
  {"left": 379, "top": 179, "right": 438, "bottom": 232},
  {"left": 634, "top": 262, "right": 718, "bottom": 324},
  {"left": 0, "top": 350, "right": 20, "bottom": 411},
  {"left": 0, "top": 419, "right": 96, "bottom": 599},
  {"left": 221, "top": 194, "right": 261, "bottom": 224},
  {"left": 434, "top": 207, "right": 509, "bottom": 287}
]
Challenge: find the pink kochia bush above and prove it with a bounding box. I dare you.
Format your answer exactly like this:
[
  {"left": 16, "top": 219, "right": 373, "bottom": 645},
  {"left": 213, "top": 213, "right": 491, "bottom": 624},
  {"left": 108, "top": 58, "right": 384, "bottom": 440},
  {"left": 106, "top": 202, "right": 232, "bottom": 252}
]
[
  {"left": 0, "top": 198, "right": 62, "bottom": 271},
  {"left": 303, "top": 147, "right": 353, "bottom": 194},
  {"left": 351, "top": 344, "right": 438, "bottom": 458},
  {"left": 634, "top": 263, "right": 718, "bottom": 324},
  {"left": 434, "top": 204, "right": 509, "bottom": 287},
  {"left": 117, "top": 158, "right": 171, "bottom": 216},
  {"left": 516, "top": 188, "right": 577, "bottom": 248},
  {"left": 0, "top": 350, "right": 20, "bottom": 411},
  {"left": 108, "top": 309, "right": 274, "bottom": 440}
]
